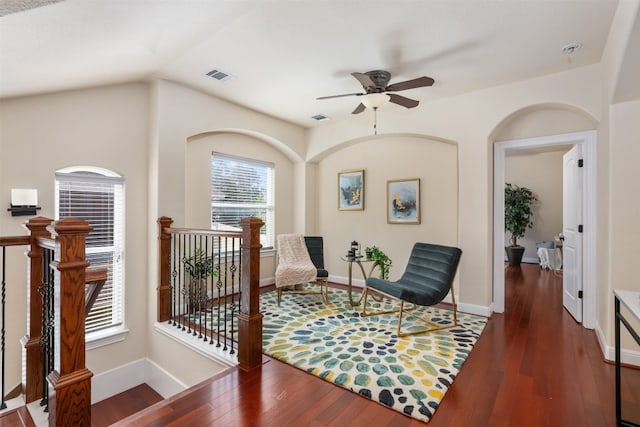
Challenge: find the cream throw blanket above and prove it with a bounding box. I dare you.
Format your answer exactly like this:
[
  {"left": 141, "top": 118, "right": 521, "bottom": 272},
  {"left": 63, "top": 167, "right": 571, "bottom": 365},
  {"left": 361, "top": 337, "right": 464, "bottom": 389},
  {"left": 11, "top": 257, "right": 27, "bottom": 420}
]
[{"left": 275, "top": 234, "right": 317, "bottom": 289}]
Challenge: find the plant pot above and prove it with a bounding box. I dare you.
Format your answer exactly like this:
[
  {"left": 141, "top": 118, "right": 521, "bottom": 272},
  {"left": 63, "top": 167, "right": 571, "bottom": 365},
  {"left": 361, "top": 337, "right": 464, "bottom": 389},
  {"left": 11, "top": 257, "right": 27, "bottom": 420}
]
[{"left": 505, "top": 245, "right": 525, "bottom": 266}]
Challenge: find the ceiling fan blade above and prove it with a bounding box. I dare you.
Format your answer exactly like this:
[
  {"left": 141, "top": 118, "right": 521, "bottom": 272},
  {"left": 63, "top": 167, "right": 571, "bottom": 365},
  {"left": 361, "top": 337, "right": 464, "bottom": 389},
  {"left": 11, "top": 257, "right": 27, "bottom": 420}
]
[
  {"left": 317, "top": 92, "right": 364, "bottom": 100},
  {"left": 388, "top": 93, "right": 419, "bottom": 109},
  {"left": 351, "top": 72, "right": 376, "bottom": 90},
  {"left": 352, "top": 103, "right": 366, "bottom": 114},
  {"left": 386, "top": 76, "right": 434, "bottom": 92}
]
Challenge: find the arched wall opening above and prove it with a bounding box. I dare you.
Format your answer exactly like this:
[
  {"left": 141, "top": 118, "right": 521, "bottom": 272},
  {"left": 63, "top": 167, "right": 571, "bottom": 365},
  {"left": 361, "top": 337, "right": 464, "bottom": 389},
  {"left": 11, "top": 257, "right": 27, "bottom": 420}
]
[
  {"left": 312, "top": 133, "right": 461, "bottom": 296},
  {"left": 490, "top": 103, "right": 598, "bottom": 329},
  {"left": 186, "top": 129, "right": 302, "bottom": 282}
]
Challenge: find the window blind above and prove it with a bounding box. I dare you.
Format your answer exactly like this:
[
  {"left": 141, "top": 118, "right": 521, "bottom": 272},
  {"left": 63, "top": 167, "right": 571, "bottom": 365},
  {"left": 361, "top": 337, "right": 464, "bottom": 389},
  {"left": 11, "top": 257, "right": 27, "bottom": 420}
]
[
  {"left": 211, "top": 152, "right": 274, "bottom": 249},
  {"left": 55, "top": 171, "right": 124, "bottom": 334}
]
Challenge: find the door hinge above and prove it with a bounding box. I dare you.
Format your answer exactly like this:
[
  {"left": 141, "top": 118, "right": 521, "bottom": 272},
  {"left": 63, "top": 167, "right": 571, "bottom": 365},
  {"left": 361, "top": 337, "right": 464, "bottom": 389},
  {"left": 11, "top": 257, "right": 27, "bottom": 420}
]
[
  {"left": 578, "top": 224, "right": 583, "bottom": 233},
  {"left": 578, "top": 290, "right": 583, "bottom": 299},
  {"left": 578, "top": 159, "right": 584, "bottom": 167}
]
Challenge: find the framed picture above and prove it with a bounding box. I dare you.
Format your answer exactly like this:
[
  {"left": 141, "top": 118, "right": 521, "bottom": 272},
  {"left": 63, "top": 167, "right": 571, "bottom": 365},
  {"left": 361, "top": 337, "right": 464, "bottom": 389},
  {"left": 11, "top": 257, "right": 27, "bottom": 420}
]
[
  {"left": 387, "top": 178, "right": 420, "bottom": 224},
  {"left": 338, "top": 170, "right": 364, "bottom": 210}
]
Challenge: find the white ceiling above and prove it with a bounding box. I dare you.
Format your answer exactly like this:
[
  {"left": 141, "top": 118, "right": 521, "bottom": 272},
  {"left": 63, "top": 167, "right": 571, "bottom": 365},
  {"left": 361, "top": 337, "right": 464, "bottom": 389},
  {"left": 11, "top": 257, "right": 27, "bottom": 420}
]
[{"left": 0, "top": 0, "right": 627, "bottom": 128}]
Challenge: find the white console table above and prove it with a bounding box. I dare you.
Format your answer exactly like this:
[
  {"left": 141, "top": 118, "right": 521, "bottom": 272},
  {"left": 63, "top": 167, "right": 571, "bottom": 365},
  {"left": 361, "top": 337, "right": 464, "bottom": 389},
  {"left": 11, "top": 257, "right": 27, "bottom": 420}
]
[{"left": 614, "top": 289, "right": 640, "bottom": 427}]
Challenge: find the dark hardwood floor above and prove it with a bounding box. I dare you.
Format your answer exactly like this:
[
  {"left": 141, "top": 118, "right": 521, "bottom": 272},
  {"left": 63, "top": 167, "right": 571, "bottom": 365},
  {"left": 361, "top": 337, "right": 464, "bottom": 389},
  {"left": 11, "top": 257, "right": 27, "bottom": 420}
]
[{"left": 2, "top": 263, "right": 637, "bottom": 426}]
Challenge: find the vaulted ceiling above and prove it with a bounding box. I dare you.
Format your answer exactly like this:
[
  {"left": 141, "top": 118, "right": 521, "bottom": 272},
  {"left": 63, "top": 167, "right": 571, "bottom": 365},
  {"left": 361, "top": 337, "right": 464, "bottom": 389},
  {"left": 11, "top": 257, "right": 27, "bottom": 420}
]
[{"left": 0, "top": 0, "right": 632, "bottom": 128}]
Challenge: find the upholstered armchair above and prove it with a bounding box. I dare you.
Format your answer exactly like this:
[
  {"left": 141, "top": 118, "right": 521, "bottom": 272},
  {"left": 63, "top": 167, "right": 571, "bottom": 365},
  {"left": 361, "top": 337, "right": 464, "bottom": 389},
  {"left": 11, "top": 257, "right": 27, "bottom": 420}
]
[
  {"left": 275, "top": 234, "right": 329, "bottom": 305},
  {"left": 362, "top": 242, "right": 462, "bottom": 336}
]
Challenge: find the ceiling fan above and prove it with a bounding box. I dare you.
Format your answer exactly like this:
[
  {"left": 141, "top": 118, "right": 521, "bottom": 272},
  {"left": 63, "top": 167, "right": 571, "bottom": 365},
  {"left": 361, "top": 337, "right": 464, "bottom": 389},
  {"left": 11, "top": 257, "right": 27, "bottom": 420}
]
[{"left": 317, "top": 70, "right": 434, "bottom": 114}]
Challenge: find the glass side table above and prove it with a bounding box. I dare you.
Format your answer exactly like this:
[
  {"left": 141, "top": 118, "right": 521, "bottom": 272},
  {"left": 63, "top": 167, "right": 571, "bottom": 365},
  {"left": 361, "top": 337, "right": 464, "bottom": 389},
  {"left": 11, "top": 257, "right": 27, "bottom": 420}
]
[{"left": 341, "top": 256, "right": 380, "bottom": 306}]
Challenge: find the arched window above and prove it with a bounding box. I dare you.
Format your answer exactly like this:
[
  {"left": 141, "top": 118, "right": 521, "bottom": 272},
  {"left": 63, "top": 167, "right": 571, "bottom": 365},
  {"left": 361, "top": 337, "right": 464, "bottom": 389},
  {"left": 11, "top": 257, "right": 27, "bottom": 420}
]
[{"left": 55, "top": 167, "right": 124, "bottom": 335}]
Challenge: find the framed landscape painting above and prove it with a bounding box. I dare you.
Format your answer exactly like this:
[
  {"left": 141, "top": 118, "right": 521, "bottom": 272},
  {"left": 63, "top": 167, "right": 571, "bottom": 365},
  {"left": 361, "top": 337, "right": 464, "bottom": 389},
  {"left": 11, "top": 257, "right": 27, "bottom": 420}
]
[
  {"left": 338, "top": 170, "right": 364, "bottom": 210},
  {"left": 387, "top": 178, "right": 420, "bottom": 224}
]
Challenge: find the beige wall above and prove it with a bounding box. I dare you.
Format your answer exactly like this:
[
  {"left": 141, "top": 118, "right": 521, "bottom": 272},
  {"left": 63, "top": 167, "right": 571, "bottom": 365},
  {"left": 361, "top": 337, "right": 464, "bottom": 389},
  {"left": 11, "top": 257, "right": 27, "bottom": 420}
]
[
  {"left": 505, "top": 150, "right": 567, "bottom": 260},
  {"left": 308, "top": 63, "right": 603, "bottom": 310},
  {"left": 316, "top": 135, "right": 458, "bottom": 282},
  {"left": 609, "top": 99, "right": 640, "bottom": 346},
  {"left": 147, "top": 80, "right": 308, "bottom": 385},
  {"left": 185, "top": 131, "right": 296, "bottom": 280},
  {"left": 0, "top": 83, "right": 150, "bottom": 383}
]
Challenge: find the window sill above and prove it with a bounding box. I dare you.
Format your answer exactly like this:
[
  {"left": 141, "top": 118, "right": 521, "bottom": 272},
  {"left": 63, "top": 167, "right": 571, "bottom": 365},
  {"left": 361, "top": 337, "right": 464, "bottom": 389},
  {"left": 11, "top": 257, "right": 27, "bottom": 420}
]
[
  {"left": 261, "top": 248, "right": 275, "bottom": 258},
  {"left": 86, "top": 327, "right": 129, "bottom": 350}
]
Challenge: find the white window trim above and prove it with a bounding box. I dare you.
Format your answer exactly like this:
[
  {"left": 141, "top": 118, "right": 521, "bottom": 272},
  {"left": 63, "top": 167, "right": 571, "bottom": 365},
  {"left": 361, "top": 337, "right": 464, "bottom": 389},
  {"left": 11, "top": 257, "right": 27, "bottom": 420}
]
[
  {"left": 211, "top": 152, "right": 275, "bottom": 251},
  {"left": 55, "top": 166, "right": 126, "bottom": 342}
]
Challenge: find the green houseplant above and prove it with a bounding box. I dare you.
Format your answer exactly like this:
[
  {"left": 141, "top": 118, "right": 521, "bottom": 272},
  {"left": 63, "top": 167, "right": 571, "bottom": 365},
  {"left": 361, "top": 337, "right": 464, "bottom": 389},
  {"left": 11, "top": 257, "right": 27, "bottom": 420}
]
[
  {"left": 184, "top": 248, "right": 218, "bottom": 280},
  {"left": 364, "top": 245, "right": 392, "bottom": 280},
  {"left": 504, "top": 183, "right": 537, "bottom": 266},
  {"left": 183, "top": 248, "right": 219, "bottom": 309}
]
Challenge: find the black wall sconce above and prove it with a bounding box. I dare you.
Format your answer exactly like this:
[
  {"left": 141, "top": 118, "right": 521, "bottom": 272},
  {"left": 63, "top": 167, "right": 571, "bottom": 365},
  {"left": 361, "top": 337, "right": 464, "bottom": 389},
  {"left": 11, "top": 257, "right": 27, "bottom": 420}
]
[{"left": 7, "top": 189, "right": 41, "bottom": 216}]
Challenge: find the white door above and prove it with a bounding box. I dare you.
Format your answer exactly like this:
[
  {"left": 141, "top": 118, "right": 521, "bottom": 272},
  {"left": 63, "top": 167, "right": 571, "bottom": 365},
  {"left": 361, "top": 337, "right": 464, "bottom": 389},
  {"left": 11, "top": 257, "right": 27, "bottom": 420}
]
[{"left": 563, "top": 145, "right": 583, "bottom": 322}]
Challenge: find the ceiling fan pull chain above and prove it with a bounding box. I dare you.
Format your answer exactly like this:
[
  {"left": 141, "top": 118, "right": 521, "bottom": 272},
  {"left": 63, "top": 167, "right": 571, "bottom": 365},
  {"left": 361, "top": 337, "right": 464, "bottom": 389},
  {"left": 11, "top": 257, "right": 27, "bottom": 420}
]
[{"left": 374, "top": 106, "right": 378, "bottom": 135}]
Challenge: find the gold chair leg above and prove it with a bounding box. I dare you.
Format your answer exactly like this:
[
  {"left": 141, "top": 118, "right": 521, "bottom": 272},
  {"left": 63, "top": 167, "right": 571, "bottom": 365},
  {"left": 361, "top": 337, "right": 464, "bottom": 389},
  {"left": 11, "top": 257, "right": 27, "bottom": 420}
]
[
  {"left": 361, "top": 287, "right": 417, "bottom": 317},
  {"left": 362, "top": 286, "right": 458, "bottom": 337},
  {"left": 276, "top": 278, "right": 329, "bottom": 306},
  {"left": 396, "top": 287, "right": 458, "bottom": 337}
]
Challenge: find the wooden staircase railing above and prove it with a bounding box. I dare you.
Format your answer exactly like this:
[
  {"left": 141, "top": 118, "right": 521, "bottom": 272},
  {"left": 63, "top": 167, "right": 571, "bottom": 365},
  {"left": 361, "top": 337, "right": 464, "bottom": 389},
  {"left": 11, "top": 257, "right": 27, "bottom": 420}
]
[
  {"left": 0, "top": 216, "right": 97, "bottom": 426},
  {"left": 157, "top": 216, "right": 264, "bottom": 370}
]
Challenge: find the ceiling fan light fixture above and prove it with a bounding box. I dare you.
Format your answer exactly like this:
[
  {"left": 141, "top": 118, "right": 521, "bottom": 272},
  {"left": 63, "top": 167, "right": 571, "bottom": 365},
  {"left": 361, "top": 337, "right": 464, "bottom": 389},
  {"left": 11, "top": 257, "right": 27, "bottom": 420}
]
[{"left": 361, "top": 93, "right": 390, "bottom": 109}]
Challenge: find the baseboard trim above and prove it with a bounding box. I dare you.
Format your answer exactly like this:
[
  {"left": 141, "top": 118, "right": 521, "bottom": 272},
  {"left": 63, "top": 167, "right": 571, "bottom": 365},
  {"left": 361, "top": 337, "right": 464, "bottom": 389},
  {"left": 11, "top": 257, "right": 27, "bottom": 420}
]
[
  {"left": 457, "top": 301, "right": 493, "bottom": 317},
  {"left": 595, "top": 320, "right": 640, "bottom": 367},
  {"left": 329, "top": 274, "right": 365, "bottom": 287},
  {"left": 91, "top": 358, "right": 188, "bottom": 404},
  {"left": 329, "top": 276, "right": 492, "bottom": 317}
]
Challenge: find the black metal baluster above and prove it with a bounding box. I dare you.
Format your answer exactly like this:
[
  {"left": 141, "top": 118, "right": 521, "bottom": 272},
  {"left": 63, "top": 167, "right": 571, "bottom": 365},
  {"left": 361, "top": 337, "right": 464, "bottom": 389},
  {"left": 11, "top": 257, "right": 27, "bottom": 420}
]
[
  {"left": 197, "top": 235, "right": 204, "bottom": 340},
  {"left": 180, "top": 234, "right": 186, "bottom": 331},
  {"left": 170, "top": 234, "right": 177, "bottom": 326},
  {"left": 46, "top": 248, "right": 55, "bottom": 413},
  {"left": 229, "top": 237, "right": 238, "bottom": 355},
  {"left": 38, "top": 250, "right": 48, "bottom": 409},
  {"left": 1, "top": 247, "right": 7, "bottom": 410},
  {"left": 212, "top": 236, "right": 222, "bottom": 347},
  {"left": 222, "top": 240, "right": 230, "bottom": 352}
]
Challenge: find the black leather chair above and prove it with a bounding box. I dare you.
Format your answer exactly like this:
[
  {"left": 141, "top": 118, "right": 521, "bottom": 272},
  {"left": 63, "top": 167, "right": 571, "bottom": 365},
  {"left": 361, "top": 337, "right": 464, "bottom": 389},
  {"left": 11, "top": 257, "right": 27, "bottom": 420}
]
[
  {"left": 304, "top": 236, "right": 329, "bottom": 291},
  {"left": 362, "top": 242, "right": 462, "bottom": 337}
]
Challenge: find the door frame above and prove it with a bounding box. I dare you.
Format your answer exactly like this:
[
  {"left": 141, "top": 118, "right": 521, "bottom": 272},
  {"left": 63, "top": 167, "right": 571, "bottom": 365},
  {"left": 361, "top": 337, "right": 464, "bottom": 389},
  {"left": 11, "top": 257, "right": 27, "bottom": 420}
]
[{"left": 493, "top": 130, "right": 596, "bottom": 329}]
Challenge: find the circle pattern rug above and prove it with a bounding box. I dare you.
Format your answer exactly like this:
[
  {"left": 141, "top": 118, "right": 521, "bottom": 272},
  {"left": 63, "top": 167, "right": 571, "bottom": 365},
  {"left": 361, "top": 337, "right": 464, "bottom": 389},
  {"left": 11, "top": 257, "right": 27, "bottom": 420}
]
[{"left": 259, "top": 287, "right": 487, "bottom": 423}]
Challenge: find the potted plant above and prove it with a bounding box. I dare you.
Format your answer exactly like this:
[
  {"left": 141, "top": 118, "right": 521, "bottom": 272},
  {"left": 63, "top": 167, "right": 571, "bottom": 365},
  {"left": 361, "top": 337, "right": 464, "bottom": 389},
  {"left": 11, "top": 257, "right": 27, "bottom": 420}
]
[
  {"left": 183, "top": 248, "right": 219, "bottom": 310},
  {"left": 504, "top": 182, "right": 537, "bottom": 266},
  {"left": 364, "top": 245, "right": 392, "bottom": 280}
]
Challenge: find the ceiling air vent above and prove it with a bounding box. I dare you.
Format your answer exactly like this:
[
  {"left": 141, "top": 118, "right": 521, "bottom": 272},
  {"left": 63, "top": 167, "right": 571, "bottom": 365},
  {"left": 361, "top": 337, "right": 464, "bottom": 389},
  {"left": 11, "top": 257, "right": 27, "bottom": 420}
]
[
  {"left": 312, "top": 114, "right": 329, "bottom": 121},
  {"left": 205, "top": 69, "right": 234, "bottom": 83}
]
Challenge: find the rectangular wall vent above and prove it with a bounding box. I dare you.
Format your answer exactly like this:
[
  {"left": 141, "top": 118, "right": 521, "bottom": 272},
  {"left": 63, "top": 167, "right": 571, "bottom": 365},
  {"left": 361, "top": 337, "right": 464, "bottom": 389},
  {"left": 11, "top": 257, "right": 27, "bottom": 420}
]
[
  {"left": 312, "top": 114, "right": 329, "bottom": 121},
  {"left": 205, "top": 69, "right": 234, "bottom": 82}
]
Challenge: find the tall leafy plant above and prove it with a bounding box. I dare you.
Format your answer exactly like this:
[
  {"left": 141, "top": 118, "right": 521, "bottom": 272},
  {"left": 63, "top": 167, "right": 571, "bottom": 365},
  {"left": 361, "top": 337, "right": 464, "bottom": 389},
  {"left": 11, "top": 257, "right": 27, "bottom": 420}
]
[{"left": 504, "top": 183, "right": 537, "bottom": 247}]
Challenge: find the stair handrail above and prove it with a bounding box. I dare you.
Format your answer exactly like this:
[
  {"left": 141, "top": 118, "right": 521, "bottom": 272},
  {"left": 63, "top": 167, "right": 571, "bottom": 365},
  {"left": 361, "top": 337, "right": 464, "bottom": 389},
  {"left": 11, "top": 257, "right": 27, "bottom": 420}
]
[{"left": 157, "top": 216, "right": 264, "bottom": 370}]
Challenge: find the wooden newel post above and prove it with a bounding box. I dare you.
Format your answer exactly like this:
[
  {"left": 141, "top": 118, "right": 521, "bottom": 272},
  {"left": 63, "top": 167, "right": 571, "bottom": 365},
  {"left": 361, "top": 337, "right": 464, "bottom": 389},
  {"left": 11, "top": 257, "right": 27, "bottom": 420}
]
[
  {"left": 47, "top": 218, "right": 93, "bottom": 427},
  {"left": 158, "top": 216, "right": 174, "bottom": 322},
  {"left": 24, "top": 216, "right": 53, "bottom": 403},
  {"left": 238, "top": 217, "right": 264, "bottom": 371}
]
